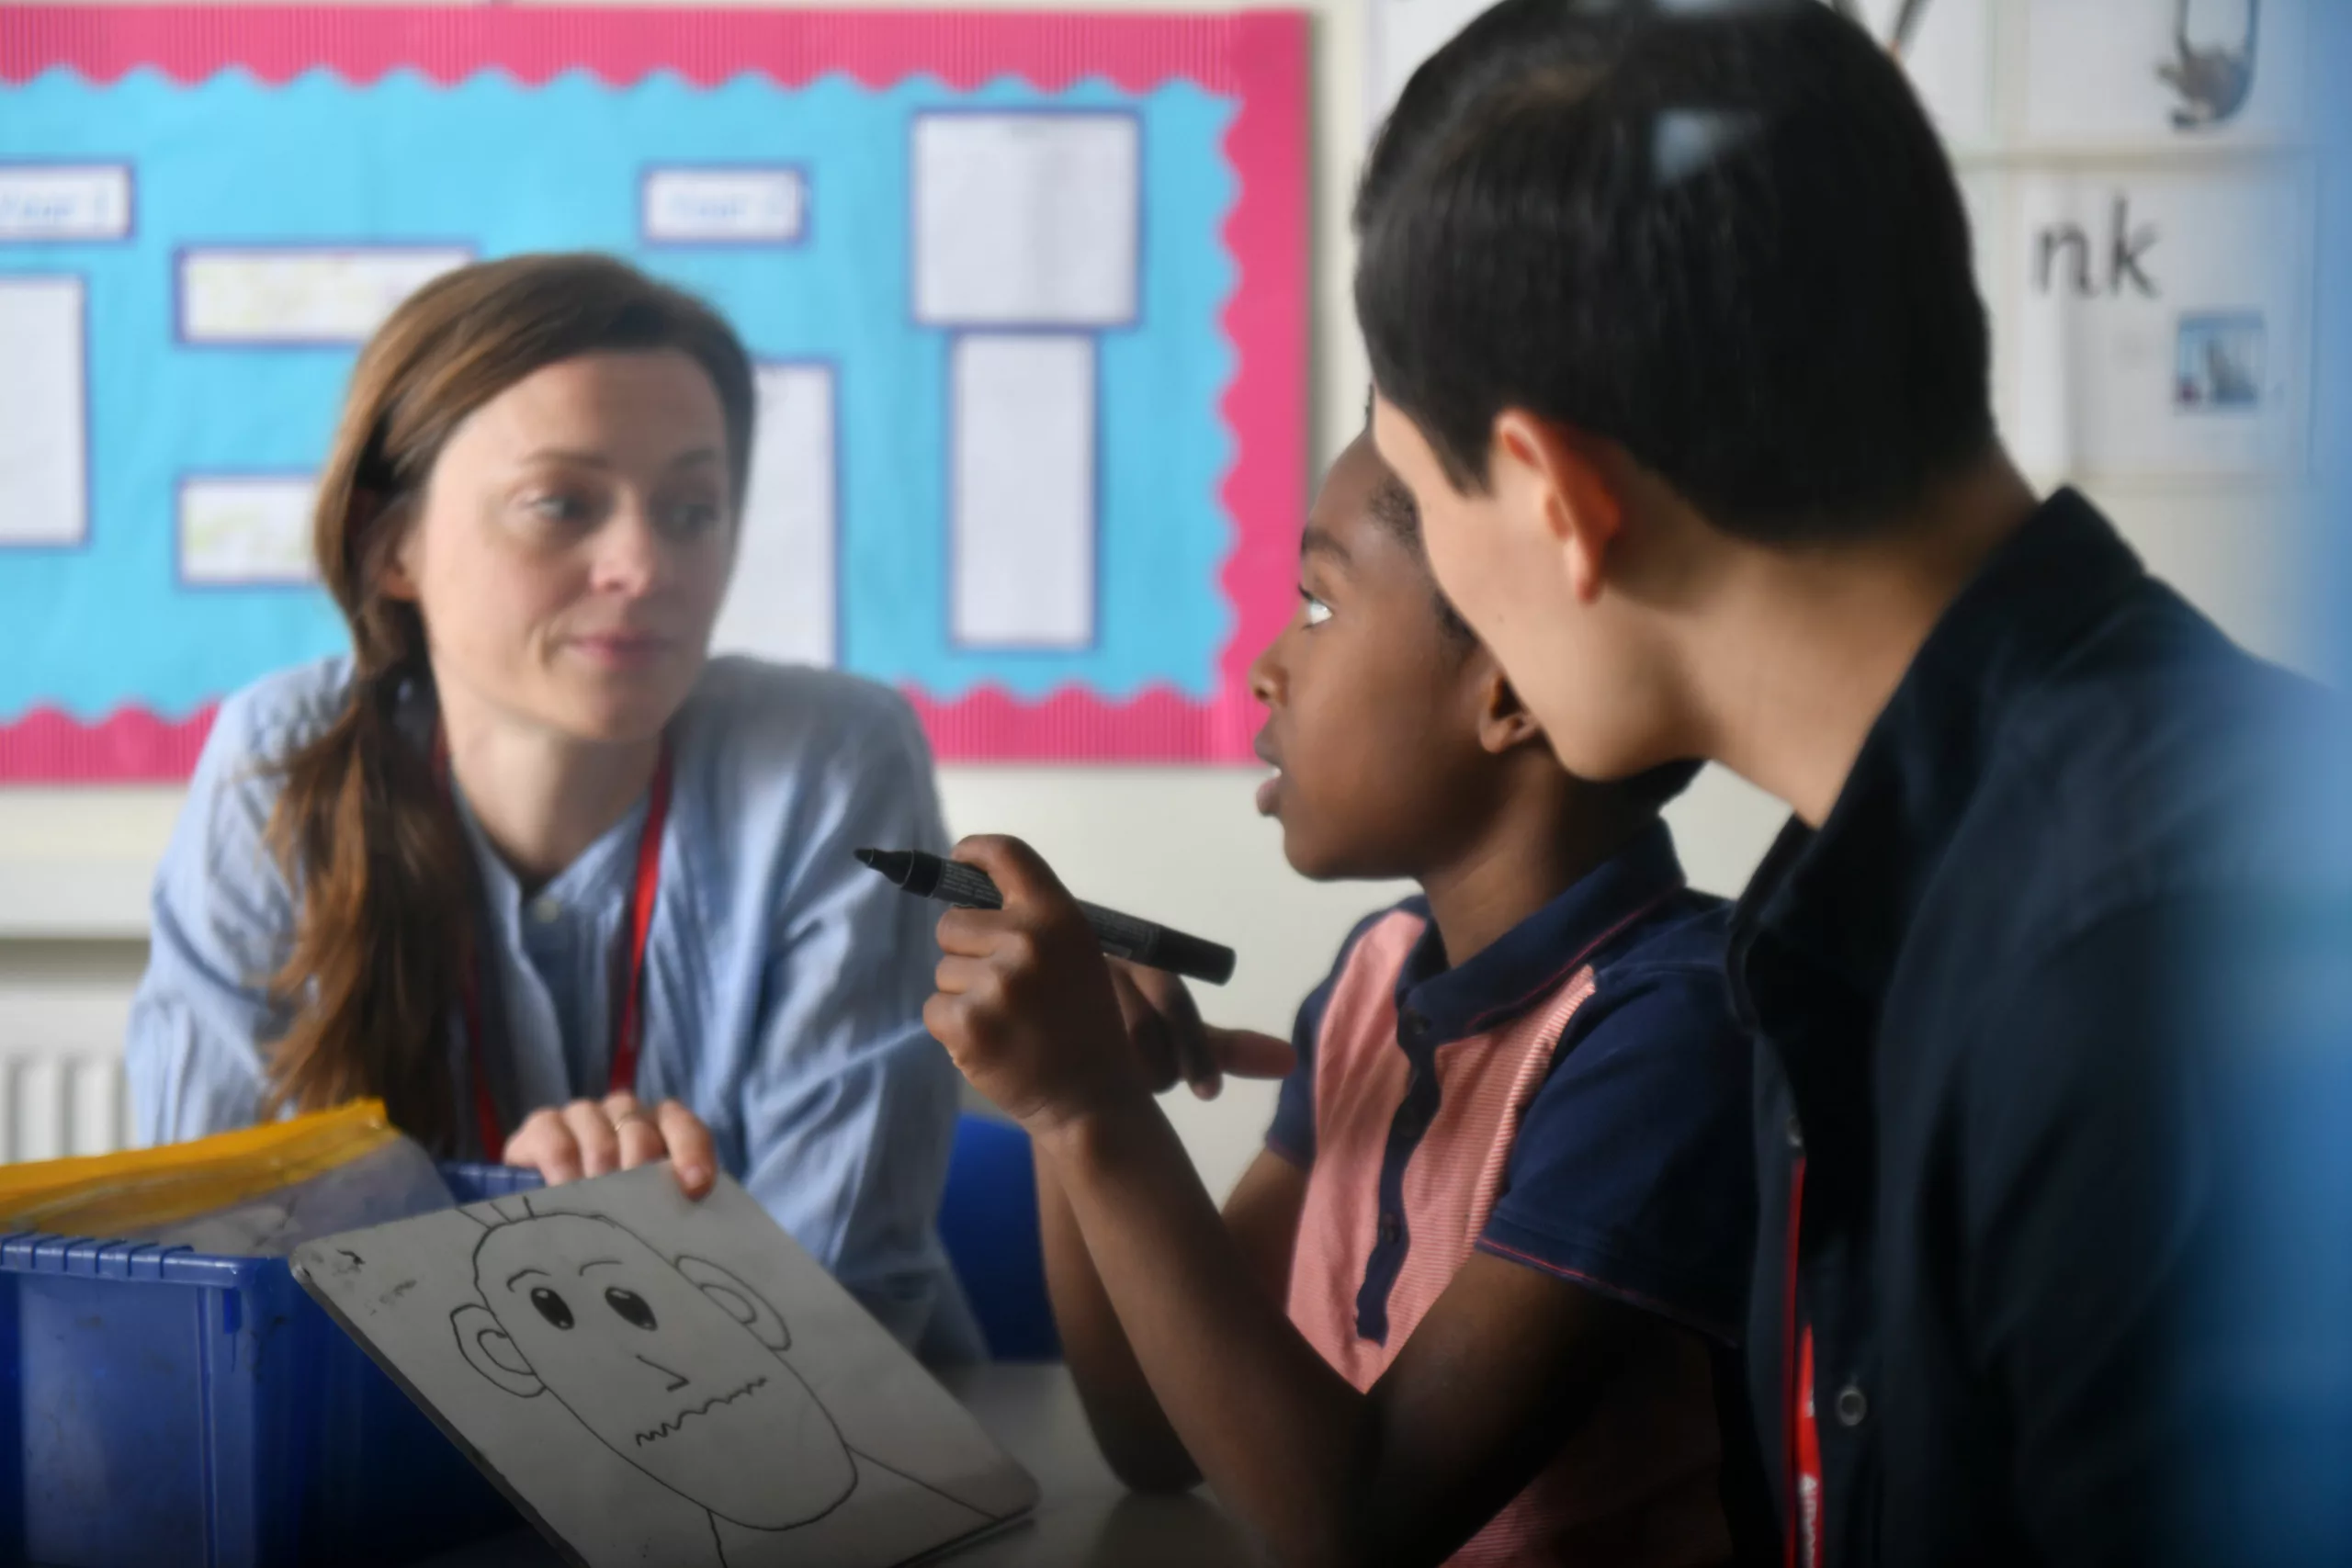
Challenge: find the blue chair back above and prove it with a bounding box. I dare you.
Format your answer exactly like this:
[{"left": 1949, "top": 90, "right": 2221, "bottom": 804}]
[{"left": 936, "top": 1112, "right": 1061, "bottom": 1360}]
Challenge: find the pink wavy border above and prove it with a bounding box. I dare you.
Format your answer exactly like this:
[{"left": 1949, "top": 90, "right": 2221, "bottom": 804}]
[
  {"left": 0, "top": 705, "right": 216, "bottom": 779},
  {"left": 0, "top": 6, "right": 1307, "bottom": 777}
]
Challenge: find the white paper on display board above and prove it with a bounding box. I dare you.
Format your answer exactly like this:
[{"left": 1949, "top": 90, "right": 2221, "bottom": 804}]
[
  {"left": 911, "top": 114, "right": 1139, "bottom": 328},
  {"left": 710, "top": 364, "right": 838, "bottom": 668},
  {"left": 950, "top": 333, "right": 1096, "bottom": 649},
  {"left": 0, "top": 276, "right": 88, "bottom": 547},
  {"left": 0, "top": 164, "right": 132, "bottom": 242},
  {"left": 180, "top": 246, "right": 470, "bottom": 344},
  {"left": 642, "top": 167, "right": 806, "bottom": 245},
  {"left": 178, "top": 476, "right": 319, "bottom": 584},
  {"left": 2007, "top": 163, "right": 2311, "bottom": 479},
  {"left": 2022, "top": 0, "right": 2306, "bottom": 147}
]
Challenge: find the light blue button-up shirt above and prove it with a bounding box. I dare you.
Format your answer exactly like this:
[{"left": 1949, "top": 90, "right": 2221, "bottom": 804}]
[{"left": 127, "top": 654, "right": 978, "bottom": 1359}]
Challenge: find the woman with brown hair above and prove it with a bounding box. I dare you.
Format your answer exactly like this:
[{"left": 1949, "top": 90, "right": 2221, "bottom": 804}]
[{"left": 127, "top": 254, "right": 976, "bottom": 1357}]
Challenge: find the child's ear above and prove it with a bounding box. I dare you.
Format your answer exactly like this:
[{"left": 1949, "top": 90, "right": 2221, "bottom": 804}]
[
  {"left": 1474, "top": 666, "right": 1546, "bottom": 756},
  {"left": 1493, "top": 412, "right": 1623, "bottom": 603}
]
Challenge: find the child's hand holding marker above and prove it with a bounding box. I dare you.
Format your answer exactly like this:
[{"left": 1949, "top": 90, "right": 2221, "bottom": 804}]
[{"left": 922, "top": 835, "right": 1288, "bottom": 1133}]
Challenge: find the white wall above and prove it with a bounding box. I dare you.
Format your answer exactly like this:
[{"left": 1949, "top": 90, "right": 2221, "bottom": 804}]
[
  {"left": 0, "top": 0, "right": 2319, "bottom": 1201},
  {"left": 0, "top": 764, "right": 1788, "bottom": 1198}
]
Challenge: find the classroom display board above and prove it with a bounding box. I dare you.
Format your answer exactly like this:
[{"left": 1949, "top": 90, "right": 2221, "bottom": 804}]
[
  {"left": 1368, "top": 0, "right": 2316, "bottom": 483},
  {"left": 0, "top": 6, "right": 1308, "bottom": 778}
]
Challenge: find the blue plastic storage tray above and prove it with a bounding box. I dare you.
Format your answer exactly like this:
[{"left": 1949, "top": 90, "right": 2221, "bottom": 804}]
[{"left": 0, "top": 1162, "right": 538, "bottom": 1568}]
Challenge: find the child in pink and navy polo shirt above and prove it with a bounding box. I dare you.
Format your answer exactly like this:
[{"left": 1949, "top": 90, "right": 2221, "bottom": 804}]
[{"left": 922, "top": 430, "right": 1770, "bottom": 1567}]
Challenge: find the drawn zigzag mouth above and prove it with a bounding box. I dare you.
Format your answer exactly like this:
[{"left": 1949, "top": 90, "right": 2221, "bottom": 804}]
[{"left": 634, "top": 1374, "right": 768, "bottom": 1447}]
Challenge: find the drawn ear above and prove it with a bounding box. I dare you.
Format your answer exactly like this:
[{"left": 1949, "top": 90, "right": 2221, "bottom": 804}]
[
  {"left": 452, "top": 1303, "right": 544, "bottom": 1397},
  {"left": 677, "top": 1256, "right": 790, "bottom": 1352}
]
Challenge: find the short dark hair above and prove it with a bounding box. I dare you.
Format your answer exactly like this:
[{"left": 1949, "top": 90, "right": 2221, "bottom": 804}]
[{"left": 1355, "top": 0, "right": 1995, "bottom": 543}]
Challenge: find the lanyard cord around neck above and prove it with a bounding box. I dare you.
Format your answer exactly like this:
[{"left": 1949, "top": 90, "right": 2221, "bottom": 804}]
[{"left": 433, "top": 729, "right": 673, "bottom": 1159}]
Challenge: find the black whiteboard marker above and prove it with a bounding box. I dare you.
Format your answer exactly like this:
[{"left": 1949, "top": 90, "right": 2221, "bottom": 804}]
[{"left": 854, "top": 847, "right": 1237, "bottom": 986}]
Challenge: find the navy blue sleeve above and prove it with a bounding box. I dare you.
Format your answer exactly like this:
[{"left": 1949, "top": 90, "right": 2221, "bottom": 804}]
[
  {"left": 1265, "top": 908, "right": 1394, "bottom": 1169},
  {"left": 1476, "top": 964, "right": 1758, "bottom": 1344}
]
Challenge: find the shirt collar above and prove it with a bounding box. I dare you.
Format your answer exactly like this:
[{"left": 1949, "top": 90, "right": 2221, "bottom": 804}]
[
  {"left": 1729, "top": 487, "right": 2150, "bottom": 1018},
  {"left": 1395, "top": 819, "right": 1689, "bottom": 1047},
  {"left": 450, "top": 786, "right": 648, "bottom": 926}
]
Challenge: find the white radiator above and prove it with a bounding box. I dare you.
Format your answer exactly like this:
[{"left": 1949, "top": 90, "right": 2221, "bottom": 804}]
[
  {"left": 0, "top": 1052, "right": 133, "bottom": 1163},
  {"left": 0, "top": 976, "right": 141, "bottom": 1164}
]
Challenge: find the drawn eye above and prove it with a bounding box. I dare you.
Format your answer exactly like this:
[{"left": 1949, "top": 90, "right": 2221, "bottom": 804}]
[
  {"left": 605, "top": 1286, "right": 657, "bottom": 1331},
  {"left": 529, "top": 1286, "right": 575, "bottom": 1330}
]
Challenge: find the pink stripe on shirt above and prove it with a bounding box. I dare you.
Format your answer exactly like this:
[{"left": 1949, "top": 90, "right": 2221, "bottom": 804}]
[{"left": 1285, "top": 908, "right": 1730, "bottom": 1568}]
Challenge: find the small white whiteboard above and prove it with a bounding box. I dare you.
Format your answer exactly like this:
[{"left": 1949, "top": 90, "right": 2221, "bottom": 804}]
[{"left": 293, "top": 1167, "right": 1037, "bottom": 1568}]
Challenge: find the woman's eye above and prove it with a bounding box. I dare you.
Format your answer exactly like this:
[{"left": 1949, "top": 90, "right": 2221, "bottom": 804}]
[
  {"left": 1299, "top": 588, "right": 1333, "bottom": 627},
  {"left": 659, "top": 500, "right": 723, "bottom": 538},
  {"left": 526, "top": 491, "right": 591, "bottom": 525}
]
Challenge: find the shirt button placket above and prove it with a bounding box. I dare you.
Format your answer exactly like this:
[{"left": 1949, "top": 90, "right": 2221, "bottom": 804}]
[{"left": 1835, "top": 1382, "right": 1868, "bottom": 1427}]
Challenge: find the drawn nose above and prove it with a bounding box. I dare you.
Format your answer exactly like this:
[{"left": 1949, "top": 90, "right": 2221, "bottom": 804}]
[{"left": 636, "top": 1353, "right": 688, "bottom": 1393}]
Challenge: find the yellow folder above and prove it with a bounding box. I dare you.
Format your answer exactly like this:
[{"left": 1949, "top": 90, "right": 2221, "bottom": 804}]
[{"left": 0, "top": 1100, "right": 401, "bottom": 1238}]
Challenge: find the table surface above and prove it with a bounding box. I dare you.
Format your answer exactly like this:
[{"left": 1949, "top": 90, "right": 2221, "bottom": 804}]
[{"left": 410, "top": 1361, "right": 1267, "bottom": 1568}]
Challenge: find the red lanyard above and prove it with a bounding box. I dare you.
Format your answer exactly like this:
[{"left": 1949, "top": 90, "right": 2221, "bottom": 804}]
[
  {"left": 435, "top": 733, "right": 673, "bottom": 1159},
  {"left": 1786, "top": 1154, "right": 1821, "bottom": 1568}
]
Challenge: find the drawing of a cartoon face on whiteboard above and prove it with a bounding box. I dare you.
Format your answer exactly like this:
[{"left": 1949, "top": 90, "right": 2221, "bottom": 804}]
[
  {"left": 292, "top": 1170, "right": 1032, "bottom": 1567},
  {"left": 451, "top": 1210, "right": 857, "bottom": 1529}
]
